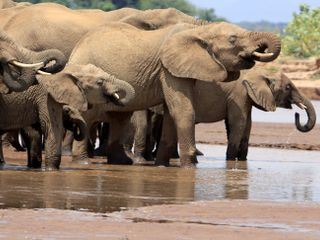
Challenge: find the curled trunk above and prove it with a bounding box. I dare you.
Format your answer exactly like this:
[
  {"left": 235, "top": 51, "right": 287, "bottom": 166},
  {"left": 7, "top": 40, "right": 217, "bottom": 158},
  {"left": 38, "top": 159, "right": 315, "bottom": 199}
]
[
  {"left": 250, "top": 32, "right": 281, "bottom": 62},
  {"left": 0, "top": 30, "right": 67, "bottom": 92},
  {"left": 63, "top": 106, "right": 87, "bottom": 141},
  {"left": 295, "top": 97, "right": 316, "bottom": 132},
  {"left": 105, "top": 72, "right": 136, "bottom": 106}
]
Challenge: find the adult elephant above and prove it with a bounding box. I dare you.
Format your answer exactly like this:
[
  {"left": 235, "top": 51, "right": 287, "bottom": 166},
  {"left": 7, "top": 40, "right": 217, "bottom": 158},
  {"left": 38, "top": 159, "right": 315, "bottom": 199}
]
[
  {"left": 2, "top": 3, "right": 205, "bottom": 59},
  {"left": 0, "top": 64, "right": 135, "bottom": 170},
  {"left": 69, "top": 21, "right": 281, "bottom": 167},
  {"left": 0, "top": 30, "right": 66, "bottom": 93},
  {"left": 0, "top": 0, "right": 31, "bottom": 9},
  {"left": 128, "top": 69, "right": 316, "bottom": 165}
]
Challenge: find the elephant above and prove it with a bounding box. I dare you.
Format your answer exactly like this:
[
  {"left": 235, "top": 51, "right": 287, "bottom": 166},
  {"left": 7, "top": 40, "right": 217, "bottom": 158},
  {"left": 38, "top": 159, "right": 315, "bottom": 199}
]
[
  {"left": 2, "top": 3, "right": 206, "bottom": 59},
  {"left": 128, "top": 68, "right": 316, "bottom": 165},
  {"left": 0, "top": 64, "right": 135, "bottom": 170},
  {"left": 0, "top": 29, "right": 66, "bottom": 92},
  {"left": 0, "top": 0, "right": 31, "bottom": 9},
  {"left": 68, "top": 21, "right": 281, "bottom": 167}
]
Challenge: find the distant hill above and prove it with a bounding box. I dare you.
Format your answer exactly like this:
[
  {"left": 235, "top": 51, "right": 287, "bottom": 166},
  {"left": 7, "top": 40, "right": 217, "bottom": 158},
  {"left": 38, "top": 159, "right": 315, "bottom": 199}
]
[{"left": 237, "top": 21, "right": 287, "bottom": 34}]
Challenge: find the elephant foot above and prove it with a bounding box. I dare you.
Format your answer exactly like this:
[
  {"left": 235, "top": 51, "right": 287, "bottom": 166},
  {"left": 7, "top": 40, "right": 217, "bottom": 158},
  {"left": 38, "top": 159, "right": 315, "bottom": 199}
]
[
  {"left": 28, "top": 159, "right": 42, "bottom": 169},
  {"left": 62, "top": 147, "right": 72, "bottom": 156},
  {"left": 72, "top": 154, "right": 91, "bottom": 165},
  {"left": 180, "top": 163, "right": 197, "bottom": 169},
  {"left": 196, "top": 148, "right": 204, "bottom": 156},
  {"left": 45, "top": 155, "right": 61, "bottom": 170},
  {"left": 155, "top": 158, "right": 170, "bottom": 167},
  {"left": 107, "top": 152, "right": 133, "bottom": 165},
  {"left": 93, "top": 146, "right": 107, "bottom": 157},
  {"left": 179, "top": 155, "right": 198, "bottom": 168},
  {"left": 132, "top": 155, "right": 149, "bottom": 165}
]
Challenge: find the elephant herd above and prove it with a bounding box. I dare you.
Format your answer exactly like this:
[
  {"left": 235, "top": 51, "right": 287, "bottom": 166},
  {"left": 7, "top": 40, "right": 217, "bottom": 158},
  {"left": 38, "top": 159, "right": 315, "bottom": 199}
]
[{"left": 0, "top": 0, "right": 316, "bottom": 170}]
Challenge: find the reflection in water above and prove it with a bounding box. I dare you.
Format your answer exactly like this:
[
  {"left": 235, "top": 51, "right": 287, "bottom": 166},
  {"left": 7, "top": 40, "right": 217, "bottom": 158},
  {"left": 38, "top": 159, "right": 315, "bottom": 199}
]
[{"left": 0, "top": 144, "right": 319, "bottom": 213}]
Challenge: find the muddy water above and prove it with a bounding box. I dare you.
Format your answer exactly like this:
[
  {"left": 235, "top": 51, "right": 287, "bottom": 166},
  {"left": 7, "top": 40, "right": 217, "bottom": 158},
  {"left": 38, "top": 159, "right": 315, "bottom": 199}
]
[{"left": 0, "top": 145, "right": 319, "bottom": 213}]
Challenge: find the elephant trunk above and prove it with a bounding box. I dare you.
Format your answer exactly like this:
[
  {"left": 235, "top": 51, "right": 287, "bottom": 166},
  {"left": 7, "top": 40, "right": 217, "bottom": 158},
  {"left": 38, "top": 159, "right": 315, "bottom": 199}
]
[
  {"left": 2, "top": 64, "right": 36, "bottom": 92},
  {"left": 104, "top": 72, "right": 136, "bottom": 106},
  {"left": 294, "top": 95, "right": 316, "bottom": 132},
  {"left": 63, "top": 106, "right": 87, "bottom": 141},
  {"left": 31, "top": 49, "right": 67, "bottom": 74},
  {"left": 249, "top": 32, "right": 281, "bottom": 62}
]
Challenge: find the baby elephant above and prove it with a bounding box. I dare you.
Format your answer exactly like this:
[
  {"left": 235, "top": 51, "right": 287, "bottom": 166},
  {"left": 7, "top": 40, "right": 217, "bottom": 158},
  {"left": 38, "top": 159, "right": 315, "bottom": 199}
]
[
  {"left": 129, "top": 68, "right": 316, "bottom": 165},
  {"left": 0, "top": 64, "right": 135, "bottom": 170}
]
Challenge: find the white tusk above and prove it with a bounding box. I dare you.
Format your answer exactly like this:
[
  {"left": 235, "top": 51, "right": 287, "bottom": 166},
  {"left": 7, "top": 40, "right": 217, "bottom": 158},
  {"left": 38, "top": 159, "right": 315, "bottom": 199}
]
[
  {"left": 37, "top": 70, "right": 52, "bottom": 75},
  {"left": 11, "top": 60, "right": 45, "bottom": 68},
  {"left": 113, "top": 93, "right": 120, "bottom": 100},
  {"left": 252, "top": 51, "right": 274, "bottom": 58},
  {"left": 297, "top": 102, "right": 307, "bottom": 110}
]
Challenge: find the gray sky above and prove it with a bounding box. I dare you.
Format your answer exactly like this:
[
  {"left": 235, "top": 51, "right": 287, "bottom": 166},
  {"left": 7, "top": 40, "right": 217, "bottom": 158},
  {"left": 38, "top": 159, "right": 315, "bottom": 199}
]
[{"left": 189, "top": 0, "right": 320, "bottom": 22}]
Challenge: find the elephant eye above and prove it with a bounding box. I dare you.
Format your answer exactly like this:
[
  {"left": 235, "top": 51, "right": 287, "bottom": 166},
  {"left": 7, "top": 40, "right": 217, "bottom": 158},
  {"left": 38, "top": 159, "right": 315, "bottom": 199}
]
[
  {"left": 229, "top": 35, "right": 237, "bottom": 45},
  {"left": 96, "top": 78, "right": 104, "bottom": 86},
  {"left": 285, "top": 84, "right": 291, "bottom": 91}
]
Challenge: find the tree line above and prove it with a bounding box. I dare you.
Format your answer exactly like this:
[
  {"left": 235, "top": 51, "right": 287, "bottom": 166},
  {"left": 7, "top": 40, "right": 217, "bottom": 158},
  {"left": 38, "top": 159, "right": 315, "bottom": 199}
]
[{"left": 17, "top": 0, "right": 226, "bottom": 22}]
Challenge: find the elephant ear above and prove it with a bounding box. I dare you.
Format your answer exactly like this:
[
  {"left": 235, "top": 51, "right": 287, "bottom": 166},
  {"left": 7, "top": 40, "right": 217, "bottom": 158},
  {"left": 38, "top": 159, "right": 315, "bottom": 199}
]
[
  {"left": 160, "top": 29, "right": 227, "bottom": 82},
  {"left": 37, "top": 73, "right": 88, "bottom": 112},
  {"left": 120, "top": 15, "right": 157, "bottom": 30},
  {"left": 243, "top": 77, "right": 276, "bottom": 112}
]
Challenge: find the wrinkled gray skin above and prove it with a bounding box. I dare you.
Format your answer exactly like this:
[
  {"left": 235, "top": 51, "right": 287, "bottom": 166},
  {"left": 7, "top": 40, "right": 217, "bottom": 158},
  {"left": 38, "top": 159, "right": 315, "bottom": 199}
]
[
  {"left": 0, "top": 29, "right": 66, "bottom": 93},
  {"left": 2, "top": 3, "right": 205, "bottom": 58},
  {"left": 69, "top": 21, "right": 281, "bottom": 167},
  {"left": 0, "top": 64, "right": 135, "bottom": 170},
  {"left": 129, "top": 69, "right": 316, "bottom": 165},
  {"left": 0, "top": 0, "right": 31, "bottom": 9}
]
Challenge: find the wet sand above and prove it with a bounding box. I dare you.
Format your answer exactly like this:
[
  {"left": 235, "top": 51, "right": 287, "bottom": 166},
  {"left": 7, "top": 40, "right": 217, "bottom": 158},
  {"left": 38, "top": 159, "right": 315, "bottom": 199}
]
[{"left": 1, "top": 200, "right": 319, "bottom": 239}]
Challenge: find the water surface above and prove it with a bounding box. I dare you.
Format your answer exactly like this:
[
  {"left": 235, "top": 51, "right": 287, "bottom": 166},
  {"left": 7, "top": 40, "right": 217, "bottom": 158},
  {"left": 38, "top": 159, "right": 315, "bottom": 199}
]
[{"left": 0, "top": 144, "right": 319, "bottom": 213}]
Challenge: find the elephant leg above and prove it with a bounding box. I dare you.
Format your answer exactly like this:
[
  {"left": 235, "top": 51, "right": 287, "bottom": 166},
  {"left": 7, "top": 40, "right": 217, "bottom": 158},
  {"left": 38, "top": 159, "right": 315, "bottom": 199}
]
[
  {"left": 72, "top": 122, "right": 91, "bottom": 164},
  {"left": 62, "top": 130, "right": 74, "bottom": 156},
  {"left": 94, "top": 122, "right": 109, "bottom": 156},
  {"left": 0, "top": 137, "right": 5, "bottom": 165},
  {"left": 151, "top": 112, "right": 163, "bottom": 159},
  {"left": 237, "top": 114, "right": 252, "bottom": 161},
  {"left": 225, "top": 108, "right": 248, "bottom": 161},
  {"left": 155, "top": 105, "right": 179, "bottom": 166},
  {"left": 21, "top": 125, "right": 42, "bottom": 168},
  {"left": 161, "top": 73, "right": 197, "bottom": 168},
  {"left": 106, "top": 112, "right": 133, "bottom": 165},
  {"left": 132, "top": 110, "right": 149, "bottom": 164},
  {"left": 39, "top": 99, "right": 63, "bottom": 170}
]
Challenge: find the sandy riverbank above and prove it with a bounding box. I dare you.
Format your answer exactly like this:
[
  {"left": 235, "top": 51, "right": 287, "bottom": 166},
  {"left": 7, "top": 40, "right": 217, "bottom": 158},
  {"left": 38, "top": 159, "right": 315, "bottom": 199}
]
[{"left": 1, "top": 200, "right": 319, "bottom": 239}]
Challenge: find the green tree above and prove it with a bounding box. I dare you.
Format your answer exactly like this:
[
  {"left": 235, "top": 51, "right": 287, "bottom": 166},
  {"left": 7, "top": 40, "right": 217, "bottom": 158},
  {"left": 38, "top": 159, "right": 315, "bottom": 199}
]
[{"left": 283, "top": 4, "right": 320, "bottom": 58}]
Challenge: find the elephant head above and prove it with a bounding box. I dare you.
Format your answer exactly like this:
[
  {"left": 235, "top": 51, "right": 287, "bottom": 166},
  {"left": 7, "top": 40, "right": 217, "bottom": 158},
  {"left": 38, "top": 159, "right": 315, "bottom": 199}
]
[
  {"left": 120, "top": 8, "right": 202, "bottom": 30},
  {"left": 160, "top": 22, "right": 281, "bottom": 83},
  {"left": 63, "top": 105, "right": 86, "bottom": 141},
  {"left": 0, "top": 30, "right": 67, "bottom": 92},
  {"left": 242, "top": 69, "right": 316, "bottom": 132},
  {"left": 37, "top": 64, "right": 136, "bottom": 111},
  {"left": 275, "top": 73, "right": 316, "bottom": 132}
]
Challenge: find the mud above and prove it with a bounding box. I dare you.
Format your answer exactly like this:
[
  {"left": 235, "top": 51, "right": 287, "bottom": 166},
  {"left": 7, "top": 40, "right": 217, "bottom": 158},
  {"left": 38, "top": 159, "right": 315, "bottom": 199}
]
[{"left": 0, "top": 200, "right": 319, "bottom": 239}]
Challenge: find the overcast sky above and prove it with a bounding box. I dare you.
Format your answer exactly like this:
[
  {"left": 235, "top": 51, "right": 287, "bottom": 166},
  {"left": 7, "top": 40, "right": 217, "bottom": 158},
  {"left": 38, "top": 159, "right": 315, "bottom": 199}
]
[{"left": 189, "top": 0, "right": 320, "bottom": 22}]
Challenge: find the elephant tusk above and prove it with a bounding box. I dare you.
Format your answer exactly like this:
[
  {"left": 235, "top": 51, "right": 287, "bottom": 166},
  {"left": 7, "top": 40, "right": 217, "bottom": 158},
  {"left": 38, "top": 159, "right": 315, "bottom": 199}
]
[
  {"left": 37, "top": 70, "right": 52, "bottom": 75},
  {"left": 252, "top": 51, "right": 274, "bottom": 58},
  {"left": 113, "top": 93, "right": 120, "bottom": 100},
  {"left": 11, "top": 60, "right": 45, "bottom": 68},
  {"left": 296, "top": 102, "right": 307, "bottom": 110}
]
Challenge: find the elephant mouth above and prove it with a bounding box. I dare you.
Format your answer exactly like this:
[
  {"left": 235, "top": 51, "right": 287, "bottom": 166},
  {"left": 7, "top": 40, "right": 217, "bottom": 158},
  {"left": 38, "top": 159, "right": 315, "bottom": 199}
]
[{"left": 103, "top": 92, "right": 124, "bottom": 106}]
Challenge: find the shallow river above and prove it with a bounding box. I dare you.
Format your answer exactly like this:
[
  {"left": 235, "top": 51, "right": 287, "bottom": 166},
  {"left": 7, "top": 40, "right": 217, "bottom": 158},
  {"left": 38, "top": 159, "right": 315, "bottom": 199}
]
[{"left": 0, "top": 144, "right": 319, "bottom": 213}]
